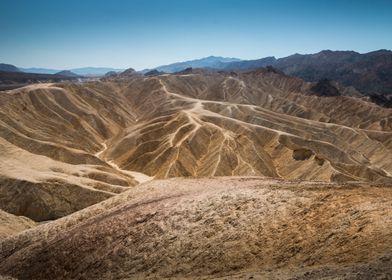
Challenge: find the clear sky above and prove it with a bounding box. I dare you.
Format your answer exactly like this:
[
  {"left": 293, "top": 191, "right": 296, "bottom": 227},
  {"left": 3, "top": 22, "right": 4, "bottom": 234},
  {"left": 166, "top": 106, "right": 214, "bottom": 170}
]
[{"left": 1, "top": 0, "right": 391, "bottom": 70}]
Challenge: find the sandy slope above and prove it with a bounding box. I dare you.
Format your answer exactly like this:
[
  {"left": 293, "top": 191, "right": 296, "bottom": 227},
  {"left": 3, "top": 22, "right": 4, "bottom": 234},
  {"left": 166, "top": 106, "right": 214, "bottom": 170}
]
[
  {"left": 0, "top": 137, "right": 138, "bottom": 221},
  {"left": 0, "top": 210, "right": 35, "bottom": 240},
  {"left": 0, "top": 177, "right": 391, "bottom": 279}
]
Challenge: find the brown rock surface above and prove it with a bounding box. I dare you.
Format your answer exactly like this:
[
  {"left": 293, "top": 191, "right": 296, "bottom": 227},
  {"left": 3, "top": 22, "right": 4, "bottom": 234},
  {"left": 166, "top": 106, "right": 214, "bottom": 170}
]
[
  {"left": 0, "top": 209, "right": 35, "bottom": 240},
  {"left": 0, "top": 177, "right": 391, "bottom": 279}
]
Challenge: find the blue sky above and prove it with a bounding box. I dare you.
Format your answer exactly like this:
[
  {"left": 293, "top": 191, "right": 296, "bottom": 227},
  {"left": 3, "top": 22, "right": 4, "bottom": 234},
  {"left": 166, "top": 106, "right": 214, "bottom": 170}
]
[{"left": 0, "top": 0, "right": 391, "bottom": 70}]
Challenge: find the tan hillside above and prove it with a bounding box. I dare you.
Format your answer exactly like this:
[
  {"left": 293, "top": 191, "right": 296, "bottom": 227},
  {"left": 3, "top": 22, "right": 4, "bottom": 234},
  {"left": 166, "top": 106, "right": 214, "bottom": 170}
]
[
  {"left": 0, "top": 209, "right": 35, "bottom": 240},
  {"left": 0, "top": 137, "right": 138, "bottom": 221},
  {"left": 1, "top": 71, "right": 392, "bottom": 222},
  {"left": 107, "top": 71, "right": 392, "bottom": 182},
  {"left": 1, "top": 177, "right": 391, "bottom": 279}
]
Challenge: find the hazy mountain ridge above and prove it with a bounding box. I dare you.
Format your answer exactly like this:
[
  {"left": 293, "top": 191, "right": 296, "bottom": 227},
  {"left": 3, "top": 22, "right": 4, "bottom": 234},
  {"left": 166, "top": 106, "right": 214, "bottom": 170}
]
[
  {"left": 145, "top": 56, "right": 241, "bottom": 73},
  {"left": 4, "top": 49, "right": 392, "bottom": 98},
  {"left": 0, "top": 71, "right": 80, "bottom": 91},
  {"left": 0, "top": 64, "right": 20, "bottom": 73},
  {"left": 134, "top": 50, "right": 392, "bottom": 103},
  {"left": 19, "top": 67, "right": 124, "bottom": 76}
]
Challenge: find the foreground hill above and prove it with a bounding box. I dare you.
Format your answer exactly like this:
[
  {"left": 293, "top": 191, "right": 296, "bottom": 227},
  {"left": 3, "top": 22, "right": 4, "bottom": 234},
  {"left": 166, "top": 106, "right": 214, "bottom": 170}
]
[
  {"left": 1, "top": 177, "right": 391, "bottom": 279},
  {"left": 1, "top": 70, "right": 392, "bottom": 222}
]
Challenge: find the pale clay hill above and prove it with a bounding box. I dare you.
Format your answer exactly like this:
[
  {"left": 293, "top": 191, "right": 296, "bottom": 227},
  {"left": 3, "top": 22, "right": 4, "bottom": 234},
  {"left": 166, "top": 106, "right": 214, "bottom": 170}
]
[
  {"left": 1, "top": 70, "right": 392, "bottom": 221},
  {"left": 0, "top": 69, "right": 392, "bottom": 278}
]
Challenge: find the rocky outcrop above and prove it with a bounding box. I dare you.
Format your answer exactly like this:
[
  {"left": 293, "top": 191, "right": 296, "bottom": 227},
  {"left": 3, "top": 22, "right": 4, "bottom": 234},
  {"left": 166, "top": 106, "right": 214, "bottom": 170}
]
[{"left": 310, "top": 78, "right": 341, "bottom": 96}]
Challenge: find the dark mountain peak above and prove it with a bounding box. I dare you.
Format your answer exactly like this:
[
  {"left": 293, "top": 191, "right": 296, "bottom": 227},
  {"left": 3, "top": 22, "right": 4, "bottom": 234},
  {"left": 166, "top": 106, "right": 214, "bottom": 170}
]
[
  {"left": 287, "top": 53, "right": 304, "bottom": 58},
  {"left": 55, "top": 70, "right": 80, "bottom": 77},
  {"left": 120, "top": 68, "right": 137, "bottom": 76},
  {"left": 144, "top": 69, "right": 164, "bottom": 76},
  {"left": 243, "top": 66, "right": 286, "bottom": 77},
  {"left": 154, "top": 56, "right": 240, "bottom": 73},
  {"left": 104, "top": 71, "right": 118, "bottom": 77},
  {"left": 311, "top": 50, "right": 360, "bottom": 61},
  {"left": 317, "top": 49, "right": 358, "bottom": 55},
  {"left": 368, "top": 93, "right": 392, "bottom": 108},
  {"left": 252, "top": 56, "right": 277, "bottom": 64},
  {"left": 310, "top": 78, "right": 341, "bottom": 97},
  {"left": 265, "top": 65, "right": 284, "bottom": 75},
  {"left": 318, "top": 49, "right": 333, "bottom": 54},
  {"left": 176, "top": 67, "right": 193, "bottom": 74},
  {"left": 174, "top": 67, "right": 210, "bottom": 75},
  {"left": 201, "top": 55, "right": 240, "bottom": 62},
  {"left": 205, "top": 55, "right": 220, "bottom": 59},
  {"left": 222, "top": 56, "right": 276, "bottom": 71},
  {"left": 0, "top": 63, "right": 20, "bottom": 72},
  {"left": 264, "top": 56, "right": 277, "bottom": 60},
  {"left": 0, "top": 71, "right": 79, "bottom": 89},
  {"left": 364, "top": 49, "right": 392, "bottom": 57}
]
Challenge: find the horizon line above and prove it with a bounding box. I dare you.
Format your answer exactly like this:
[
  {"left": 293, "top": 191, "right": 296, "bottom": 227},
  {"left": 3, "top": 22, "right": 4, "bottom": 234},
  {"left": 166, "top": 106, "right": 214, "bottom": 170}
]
[{"left": 3, "top": 48, "right": 391, "bottom": 71}]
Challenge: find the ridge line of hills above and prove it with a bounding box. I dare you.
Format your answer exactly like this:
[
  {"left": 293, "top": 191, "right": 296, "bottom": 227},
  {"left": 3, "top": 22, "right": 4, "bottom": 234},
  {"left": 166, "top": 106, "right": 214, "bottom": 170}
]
[{"left": 2, "top": 49, "right": 392, "bottom": 102}]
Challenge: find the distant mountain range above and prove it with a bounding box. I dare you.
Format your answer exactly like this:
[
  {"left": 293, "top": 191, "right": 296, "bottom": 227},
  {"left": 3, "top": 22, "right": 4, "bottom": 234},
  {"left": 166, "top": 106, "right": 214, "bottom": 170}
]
[
  {"left": 0, "top": 71, "right": 80, "bottom": 91},
  {"left": 143, "top": 56, "right": 241, "bottom": 73},
  {"left": 0, "top": 63, "right": 20, "bottom": 72},
  {"left": 19, "top": 67, "right": 124, "bottom": 76},
  {"left": 141, "top": 50, "right": 392, "bottom": 98},
  {"left": 2, "top": 49, "right": 391, "bottom": 99},
  {"left": 217, "top": 49, "right": 392, "bottom": 96}
]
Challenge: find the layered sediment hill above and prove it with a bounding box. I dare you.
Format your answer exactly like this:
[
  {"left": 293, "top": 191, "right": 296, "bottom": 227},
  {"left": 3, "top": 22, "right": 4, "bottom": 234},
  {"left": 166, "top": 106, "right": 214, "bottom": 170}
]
[
  {"left": 0, "top": 83, "right": 140, "bottom": 221},
  {"left": 107, "top": 71, "right": 392, "bottom": 181},
  {"left": 1, "top": 70, "right": 392, "bottom": 221}
]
